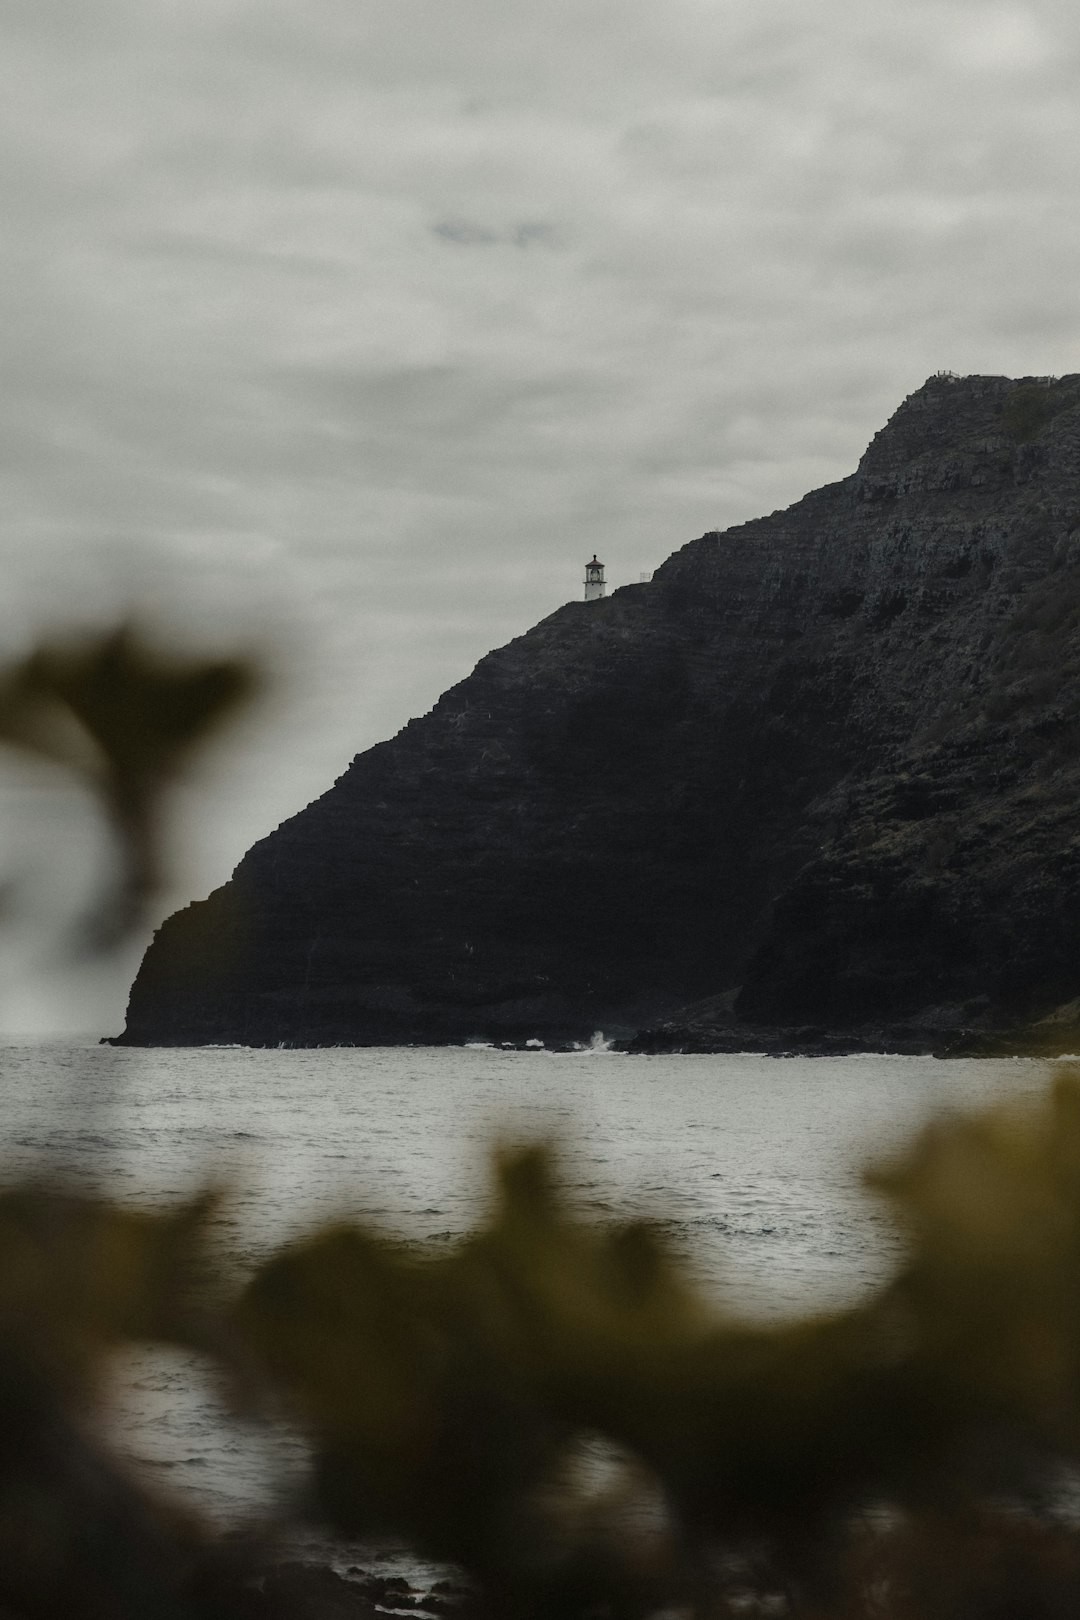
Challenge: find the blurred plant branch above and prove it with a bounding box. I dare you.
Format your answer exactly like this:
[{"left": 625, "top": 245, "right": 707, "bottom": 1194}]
[{"left": 0, "top": 624, "right": 257, "bottom": 947}]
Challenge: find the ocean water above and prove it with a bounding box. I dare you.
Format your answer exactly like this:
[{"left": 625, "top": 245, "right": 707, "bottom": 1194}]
[{"left": 0, "top": 1041, "right": 1056, "bottom": 1556}]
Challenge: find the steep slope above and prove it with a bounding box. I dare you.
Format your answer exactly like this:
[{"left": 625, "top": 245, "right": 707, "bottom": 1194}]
[{"left": 115, "top": 374, "right": 1080, "bottom": 1049}]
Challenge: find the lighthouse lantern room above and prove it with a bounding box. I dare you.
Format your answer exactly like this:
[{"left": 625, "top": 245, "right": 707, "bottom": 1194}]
[{"left": 584, "top": 554, "right": 606, "bottom": 601}]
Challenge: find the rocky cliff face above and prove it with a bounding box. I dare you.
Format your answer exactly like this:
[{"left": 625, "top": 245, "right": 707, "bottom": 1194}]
[{"left": 115, "top": 374, "right": 1080, "bottom": 1050}]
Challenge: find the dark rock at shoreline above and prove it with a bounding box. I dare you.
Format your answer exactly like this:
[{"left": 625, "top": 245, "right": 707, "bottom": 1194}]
[
  {"left": 621, "top": 1019, "right": 1080, "bottom": 1059},
  {"left": 213, "top": 1561, "right": 465, "bottom": 1620},
  {"left": 621, "top": 988, "right": 1080, "bottom": 1058},
  {"left": 113, "top": 374, "right": 1080, "bottom": 1053},
  {"left": 621, "top": 1020, "right": 956, "bottom": 1058}
]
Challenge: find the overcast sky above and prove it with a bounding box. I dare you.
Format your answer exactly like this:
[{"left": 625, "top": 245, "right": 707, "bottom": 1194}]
[{"left": 3, "top": 0, "right": 1079, "bottom": 1033}]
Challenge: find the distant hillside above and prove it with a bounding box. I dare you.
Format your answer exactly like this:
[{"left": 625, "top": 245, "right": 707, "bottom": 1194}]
[{"left": 114, "top": 374, "right": 1080, "bottom": 1053}]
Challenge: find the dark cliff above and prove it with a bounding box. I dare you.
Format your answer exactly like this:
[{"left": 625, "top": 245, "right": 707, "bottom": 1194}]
[{"left": 115, "top": 374, "right": 1080, "bottom": 1051}]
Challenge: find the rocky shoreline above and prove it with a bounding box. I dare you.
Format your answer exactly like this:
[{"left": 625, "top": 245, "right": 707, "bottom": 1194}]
[
  {"left": 620, "top": 990, "right": 1080, "bottom": 1058},
  {"left": 620, "top": 1022, "right": 1079, "bottom": 1058},
  {"left": 102, "top": 1021, "right": 1080, "bottom": 1058},
  {"left": 214, "top": 1561, "right": 468, "bottom": 1620}
]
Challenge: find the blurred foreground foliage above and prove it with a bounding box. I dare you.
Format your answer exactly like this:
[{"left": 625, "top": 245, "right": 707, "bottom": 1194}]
[
  {"left": 0, "top": 625, "right": 256, "bottom": 946},
  {"left": 13, "top": 1093, "right": 1080, "bottom": 1620},
  {"left": 5, "top": 630, "right": 1080, "bottom": 1618}
]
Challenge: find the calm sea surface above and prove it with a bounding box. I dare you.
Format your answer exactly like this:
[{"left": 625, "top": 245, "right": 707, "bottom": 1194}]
[{"left": 0, "top": 1042, "right": 1057, "bottom": 1561}]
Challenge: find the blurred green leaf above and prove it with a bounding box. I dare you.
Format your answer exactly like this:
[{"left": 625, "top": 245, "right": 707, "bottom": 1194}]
[
  {"left": 0, "top": 626, "right": 257, "bottom": 947},
  {"left": 0, "top": 1183, "right": 219, "bottom": 1391},
  {"left": 227, "top": 1087, "right": 1080, "bottom": 1612}
]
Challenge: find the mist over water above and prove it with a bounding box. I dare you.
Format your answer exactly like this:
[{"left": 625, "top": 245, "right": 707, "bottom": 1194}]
[{"left": 0, "top": 1042, "right": 1053, "bottom": 1545}]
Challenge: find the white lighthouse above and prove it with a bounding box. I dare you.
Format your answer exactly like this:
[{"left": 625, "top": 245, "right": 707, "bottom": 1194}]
[{"left": 584, "top": 554, "right": 606, "bottom": 601}]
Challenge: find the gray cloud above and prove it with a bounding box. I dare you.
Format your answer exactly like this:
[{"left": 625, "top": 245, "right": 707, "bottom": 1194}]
[{"left": 432, "top": 219, "right": 561, "bottom": 248}]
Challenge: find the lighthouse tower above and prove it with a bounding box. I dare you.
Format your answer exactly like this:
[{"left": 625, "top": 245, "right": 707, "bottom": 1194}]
[{"left": 584, "top": 554, "right": 606, "bottom": 601}]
